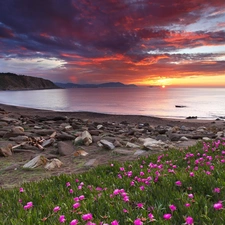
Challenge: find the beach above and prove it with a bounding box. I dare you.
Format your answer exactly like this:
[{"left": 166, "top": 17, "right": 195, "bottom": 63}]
[{"left": 0, "top": 103, "right": 224, "bottom": 188}]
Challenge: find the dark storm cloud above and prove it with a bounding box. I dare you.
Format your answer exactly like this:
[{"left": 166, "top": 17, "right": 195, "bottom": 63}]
[{"left": 0, "top": 0, "right": 225, "bottom": 83}]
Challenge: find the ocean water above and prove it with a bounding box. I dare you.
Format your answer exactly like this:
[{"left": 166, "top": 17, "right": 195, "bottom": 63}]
[{"left": 0, "top": 87, "right": 224, "bottom": 120}]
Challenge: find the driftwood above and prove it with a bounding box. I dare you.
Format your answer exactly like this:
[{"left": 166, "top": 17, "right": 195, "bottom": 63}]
[
  {"left": 11, "top": 134, "right": 56, "bottom": 153},
  {"left": 23, "top": 155, "right": 63, "bottom": 170},
  {"left": 12, "top": 149, "right": 36, "bottom": 154},
  {"left": 23, "top": 155, "right": 48, "bottom": 169}
]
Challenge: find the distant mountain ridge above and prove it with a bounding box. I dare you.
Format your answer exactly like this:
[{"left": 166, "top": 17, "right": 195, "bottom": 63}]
[
  {"left": 55, "top": 82, "right": 137, "bottom": 88},
  {"left": 0, "top": 73, "right": 58, "bottom": 90}
]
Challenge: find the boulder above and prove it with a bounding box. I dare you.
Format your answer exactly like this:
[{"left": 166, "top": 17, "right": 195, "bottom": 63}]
[
  {"left": 139, "top": 137, "right": 165, "bottom": 151},
  {"left": 97, "top": 124, "right": 103, "bottom": 130},
  {"left": 57, "top": 141, "right": 75, "bottom": 156},
  {"left": 0, "top": 143, "right": 13, "bottom": 157},
  {"left": 44, "top": 159, "right": 63, "bottom": 170},
  {"left": 89, "top": 130, "right": 100, "bottom": 136},
  {"left": 126, "top": 142, "right": 140, "bottom": 148},
  {"left": 134, "top": 150, "right": 147, "bottom": 156},
  {"left": 11, "top": 126, "right": 24, "bottom": 134},
  {"left": 57, "top": 132, "right": 74, "bottom": 141},
  {"left": 156, "top": 134, "right": 169, "bottom": 142},
  {"left": 180, "top": 136, "right": 189, "bottom": 141},
  {"left": 113, "top": 148, "right": 134, "bottom": 155},
  {"left": 0, "top": 121, "right": 8, "bottom": 127},
  {"left": 84, "top": 159, "right": 97, "bottom": 167},
  {"left": 74, "top": 131, "right": 92, "bottom": 146},
  {"left": 35, "top": 129, "right": 56, "bottom": 136},
  {"left": 100, "top": 139, "right": 115, "bottom": 150},
  {"left": 9, "top": 135, "right": 29, "bottom": 142}
]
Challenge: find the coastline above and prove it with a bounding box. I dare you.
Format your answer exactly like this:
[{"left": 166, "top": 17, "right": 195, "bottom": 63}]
[
  {"left": 0, "top": 103, "right": 223, "bottom": 128},
  {"left": 1, "top": 102, "right": 225, "bottom": 188}
]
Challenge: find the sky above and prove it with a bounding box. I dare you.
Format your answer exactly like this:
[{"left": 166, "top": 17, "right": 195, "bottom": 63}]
[{"left": 0, "top": 0, "right": 225, "bottom": 87}]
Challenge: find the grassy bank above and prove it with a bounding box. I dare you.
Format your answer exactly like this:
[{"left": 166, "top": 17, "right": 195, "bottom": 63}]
[{"left": 0, "top": 140, "right": 225, "bottom": 225}]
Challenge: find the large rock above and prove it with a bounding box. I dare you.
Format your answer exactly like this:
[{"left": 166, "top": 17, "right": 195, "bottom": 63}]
[
  {"left": 9, "top": 135, "right": 29, "bottom": 142},
  {"left": 0, "top": 143, "right": 13, "bottom": 156},
  {"left": 126, "top": 142, "right": 140, "bottom": 148},
  {"left": 113, "top": 148, "right": 134, "bottom": 155},
  {"left": 100, "top": 139, "right": 115, "bottom": 150},
  {"left": 74, "top": 131, "right": 92, "bottom": 146},
  {"left": 139, "top": 137, "right": 165, "bottom": 151},
  {"left": 11, "top": 126, "right": 24, "bottom": 134},
  {"left": 57, "top": 132, "right": 74, "bottom": 141},
  {"left": 35, "top": 129, "right": 56, "bottom": 136},
  {"left": 57, "top": 141, "right": 75, "bottom": 156},
  {"left": 44, "top": 159, "right": 63, "bottom": 170}
]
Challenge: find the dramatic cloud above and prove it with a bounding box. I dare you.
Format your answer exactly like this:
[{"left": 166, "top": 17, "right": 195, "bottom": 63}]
[{"left": 0, "top": 0, "right": 225, "bottom": 86}]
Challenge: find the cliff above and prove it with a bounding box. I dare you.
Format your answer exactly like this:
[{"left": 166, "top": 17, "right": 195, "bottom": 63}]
[{"left": 0, "top": 73, "right": 59, "bottom": 90}]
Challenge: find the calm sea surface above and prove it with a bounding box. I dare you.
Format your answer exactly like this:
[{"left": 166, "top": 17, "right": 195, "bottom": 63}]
[{"left": 0, "top": 87, "right": 224, "bottom": 120}]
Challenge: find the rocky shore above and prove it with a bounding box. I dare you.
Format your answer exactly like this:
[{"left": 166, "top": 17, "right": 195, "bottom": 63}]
[{"left": 0, "top": 103, "right": 225, "bottom": 188}]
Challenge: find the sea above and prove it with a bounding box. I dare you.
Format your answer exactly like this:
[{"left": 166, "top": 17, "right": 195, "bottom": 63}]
[{"left": 0, "top": 87, "right": 224, "bottom": 120}]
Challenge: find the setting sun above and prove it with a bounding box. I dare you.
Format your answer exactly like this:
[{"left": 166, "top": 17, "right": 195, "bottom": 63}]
[{"left": 162, "top": 85, "right": 165, "bottom": 88}]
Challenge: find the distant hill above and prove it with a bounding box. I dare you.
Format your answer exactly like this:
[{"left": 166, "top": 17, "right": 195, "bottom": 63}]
[
  {"left": 0, "top": 73, "right": 59, "bottom": 90},
  {"left": 55, "top": 82, "right": 137, "bottom": 88}
]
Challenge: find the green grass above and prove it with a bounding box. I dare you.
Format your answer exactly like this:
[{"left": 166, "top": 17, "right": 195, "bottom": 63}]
[{"left": 0, "top": 140, "right": 225, "bottom": 224}]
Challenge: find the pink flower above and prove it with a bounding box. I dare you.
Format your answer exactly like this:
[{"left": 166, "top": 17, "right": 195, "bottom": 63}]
[
  {"left": 140, "top": 186, "right": 145, "bottom": 191},
  {"left": 189, "top": 172, "right": 194, "bottom": 177},
  {"left": 169, "top": 204, "right": 177, "bottom": 212},
  {"left": 175, "top": 181, "right": 182, "bottom": 186},
  {"left": 123, "top": 208, "right": 129, "bottom": 213},
  {"left": 148, "top": 213, "right": 154, "bottom": 221},
  {"left": 73, "top": 202, "right": 81, "bottom": 209},
  {"left": 137, "top": 203, "right": 144, "bottom": 208},
  {"left": 69, "top": 189, "right": 74, "bottom": 193},
  {"left": 111, "top": 220, "right": 119, "bottom": 225},
  {"left": 82, "top": 213, "right": 93, "bottom": 221},
  {"left": 163, "top": 214, "right": 172, "bottom": 220},
  {"left": 188, "top": 194, "right": 194, "bottom": 199},
  {"left": 19, "top": 187, "right": 24, "bottom": 193},
  {"left": 59, "top": 215, "right": 66, "bottom": 223},
  {"left": 66, "top": 182, "right": 71, "bottom": 187},
  {"left": 53, "top": 206, "right": 61, "bottom": 212},
  {"left": 134, "top": 218, "right": 143, "bottom": 225},
  {"left": 79, "top": 195, "right": 85, "bottom": 200},
  {"left": 214, "top": 202, "right": 223, "bottom": 210},
  {"left": 74, "top": 197, "right": 80, "bottom": 202},
  {"left": 24, "top": 201, "right": 33, "bottom": 210},
  {"left": 185, "top": 203, "right": 191, "bottom": 207},
  {"left": 213, "top": 188, "right": 221, "bottom": 193},
  {"left": 185, "top": 216, "right": 194, "bottom": 224},
  {"left": 123, "top": 196, "right": 129, "bottom": 202},
  {"left": 70, "top": 219, "right": 79, "bottom": 225},
  {"left": 113, "top": 189, "right": 120, "bottom": 195},
  {"left": 140, "top": 171, "right": 145, "bottom": 176}
]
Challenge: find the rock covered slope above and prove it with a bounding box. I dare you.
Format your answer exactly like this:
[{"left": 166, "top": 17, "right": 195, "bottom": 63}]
[{"left": 0, "top": 73, "right": 59, "bottom": 90}]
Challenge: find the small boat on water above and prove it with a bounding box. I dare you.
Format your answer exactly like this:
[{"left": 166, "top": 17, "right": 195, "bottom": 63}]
[
  {"left": 186, "top": 116, "right": 198, "bottom": 119},
  {"left": 175, "top": 105, "right": 187, "bottom": 108}
]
